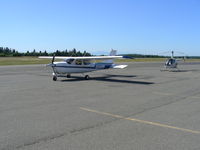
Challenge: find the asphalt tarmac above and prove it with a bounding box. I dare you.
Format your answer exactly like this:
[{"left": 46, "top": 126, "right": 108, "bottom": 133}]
[{"left": 0, "top": 62, "right": 200, "bottom": 150}]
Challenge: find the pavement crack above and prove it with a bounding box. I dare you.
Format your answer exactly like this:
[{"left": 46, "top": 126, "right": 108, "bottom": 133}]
[
  {"left": 13, "top": 119, "right": 118, "bottom": 150},
  {"left": 16, "top": 89, "right": 200, "bottom": 149}
]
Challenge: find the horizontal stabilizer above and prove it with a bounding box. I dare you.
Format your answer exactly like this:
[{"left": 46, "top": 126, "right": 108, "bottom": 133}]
[
  {"left": 112, "top": 65, "right": 128, "bottom": 69},
  {"left": 122, "top": 56, "right": 134, "bottom": 59}
]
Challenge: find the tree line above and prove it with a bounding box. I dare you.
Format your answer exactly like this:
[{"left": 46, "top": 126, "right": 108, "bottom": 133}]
[
  {"left": 123, "top": 54, "right": 195, "bottom": 59},
  {"left": 0, "top": 47, "right": 91, "bottom": 57},
  {"left": 1, "top": 47, "right": 198, "bottom": 58},
  {"left": 124, "top": 54, "right": 167, "bottom": 58}
]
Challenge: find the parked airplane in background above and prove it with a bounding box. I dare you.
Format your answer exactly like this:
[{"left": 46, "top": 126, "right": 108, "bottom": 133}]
[{"left": 39, "top": 50, "right": 132, "bottom": 81}]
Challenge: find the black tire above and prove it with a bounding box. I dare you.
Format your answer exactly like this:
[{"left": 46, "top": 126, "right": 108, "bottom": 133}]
[
  {"left": 67, "top": 74, "right": 71, "bottom": 78},
  {"left": 53, "top": 76, "right": 57, "bottom": 81},
  {"left": 84, "top": 75, "right": 90, "bottom": 80}
]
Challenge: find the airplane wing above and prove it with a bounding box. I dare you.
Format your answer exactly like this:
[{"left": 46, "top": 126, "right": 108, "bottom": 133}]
[{"left": 39, "top": 56, "right": 127, "bottom": 60}]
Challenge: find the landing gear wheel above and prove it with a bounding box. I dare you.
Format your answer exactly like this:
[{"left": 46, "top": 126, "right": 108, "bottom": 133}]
[
  {"left": 53, "top": 76, "right": 57, "bottom": 81},
  {"left": 67, "top": 74, "right": 71, "bottom": 78},
  {"left": 84, "top": 75, "right": 90, "bottom": 80}
]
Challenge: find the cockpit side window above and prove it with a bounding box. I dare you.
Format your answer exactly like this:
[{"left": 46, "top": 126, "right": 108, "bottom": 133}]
[
  {"left": 83, "top": 59, "right": 91, "bottom": 65},
  {"left": 66, "top": 59, "right": 74, "bottom": 64},
  {"left": 170, "top": 59, "right": 175, "bottom": 64},
  {"left": 75, "top": 59, "right": 82, "bottom": 65}
]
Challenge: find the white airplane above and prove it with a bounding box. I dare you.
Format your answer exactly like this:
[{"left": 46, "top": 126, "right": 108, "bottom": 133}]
[{"left": 39, "top": 50, "right": 132, "bottom": 81}]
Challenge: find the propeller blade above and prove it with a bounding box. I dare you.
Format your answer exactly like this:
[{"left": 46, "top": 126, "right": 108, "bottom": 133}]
[
  {"left": 52, "top": 54, "right": 55, "bottom": 64},
  {"left": 51, "top": 54, "right": 56, "bottom": 75}
]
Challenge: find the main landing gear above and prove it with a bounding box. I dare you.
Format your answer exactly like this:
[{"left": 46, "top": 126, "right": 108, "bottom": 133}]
[
  {"left": 84, "top": 75, "right": 90, "bottom": 80},
  {"left": 52, "top": 74, "right": 90, "bottom": 81}
]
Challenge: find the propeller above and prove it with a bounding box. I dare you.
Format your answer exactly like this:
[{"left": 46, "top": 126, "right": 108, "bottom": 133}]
[
  {"left": 46, "top": 54, "right": 56, "bottom": 67},
  {"left": 51, "top": 54, "right": 56, "bottom": 75},
  {"left": 52, "top": 54, "right": 55, "bottom": 64}
]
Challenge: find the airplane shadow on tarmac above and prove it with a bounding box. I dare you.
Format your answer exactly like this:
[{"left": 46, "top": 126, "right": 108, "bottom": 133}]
[{"left": 61, "top": 74, "right": 154, "bottom": 85}]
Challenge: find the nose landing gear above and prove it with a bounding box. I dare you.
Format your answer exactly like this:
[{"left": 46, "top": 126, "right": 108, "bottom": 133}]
[{"left": 53, "top": 75, "right": 57, "bottom": 81}]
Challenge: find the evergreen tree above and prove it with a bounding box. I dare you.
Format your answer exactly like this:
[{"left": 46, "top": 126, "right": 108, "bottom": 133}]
[
  {"left": 0, "top": 47, "right": 92, "bottom": 57},
  {"left": 44, "top": 50, "right": 48, "bottom": 56}
]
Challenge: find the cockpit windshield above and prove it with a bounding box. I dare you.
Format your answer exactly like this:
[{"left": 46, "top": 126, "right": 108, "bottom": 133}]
[
  {"left": 166, "top": 59, "right": 175, "bottom": 66},
  {"left": 66, "top": 59, "right": 92, "bottom": 65}
]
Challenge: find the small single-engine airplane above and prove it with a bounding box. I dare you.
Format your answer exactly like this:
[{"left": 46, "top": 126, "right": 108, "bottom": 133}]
[{"left": 39, "top": 50, "right": 132, "bottom": 81}]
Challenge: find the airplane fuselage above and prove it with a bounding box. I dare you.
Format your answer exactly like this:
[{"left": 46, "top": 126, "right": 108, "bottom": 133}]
[{"left": 53, "top": 62, "right": 113, "bottom": 74}]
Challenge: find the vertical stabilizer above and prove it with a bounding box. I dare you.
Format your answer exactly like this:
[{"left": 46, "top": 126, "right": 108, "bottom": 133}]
[
  {"left": 103, "top": 49, "right": 117, "bottom": 63},
  {"left": 110, "top": 49, "right": 117, "bottom": 56}
]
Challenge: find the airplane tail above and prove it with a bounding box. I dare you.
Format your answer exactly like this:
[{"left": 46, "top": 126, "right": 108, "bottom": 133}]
[
  {"left": 103, "top": 49, "right": 117, "bottom": 63},
  {"left": 109, "top": 49, "right": 117, "bottom": 56}
]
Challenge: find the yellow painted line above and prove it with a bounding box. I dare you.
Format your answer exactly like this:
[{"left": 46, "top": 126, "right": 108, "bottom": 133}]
[
  {"left": 153, "top": 91, "right": 173, "bottom": 96},
  {"left": 80, "top": 107, "right": 200, "bottom": 134}
]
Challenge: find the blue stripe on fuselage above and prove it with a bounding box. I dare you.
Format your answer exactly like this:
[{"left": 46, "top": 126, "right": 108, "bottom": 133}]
[
  {"left": 54, "top": 63, "right": 112, "bottom": 69},
  {"left": 55, "top": 66, "right": 96, "bottom": 69}
]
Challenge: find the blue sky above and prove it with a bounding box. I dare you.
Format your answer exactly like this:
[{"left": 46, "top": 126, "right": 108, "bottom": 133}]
[{"left": 1, "top": 0, "right": 200, "bottom": 55}]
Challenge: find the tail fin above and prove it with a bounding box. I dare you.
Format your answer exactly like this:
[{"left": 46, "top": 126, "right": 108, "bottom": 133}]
[
  {"left": 110, "top": 49, "right": 117, "bottom": 56},
  {"left": 103, "top": 49, "right": 117, "bottom": 63}
]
